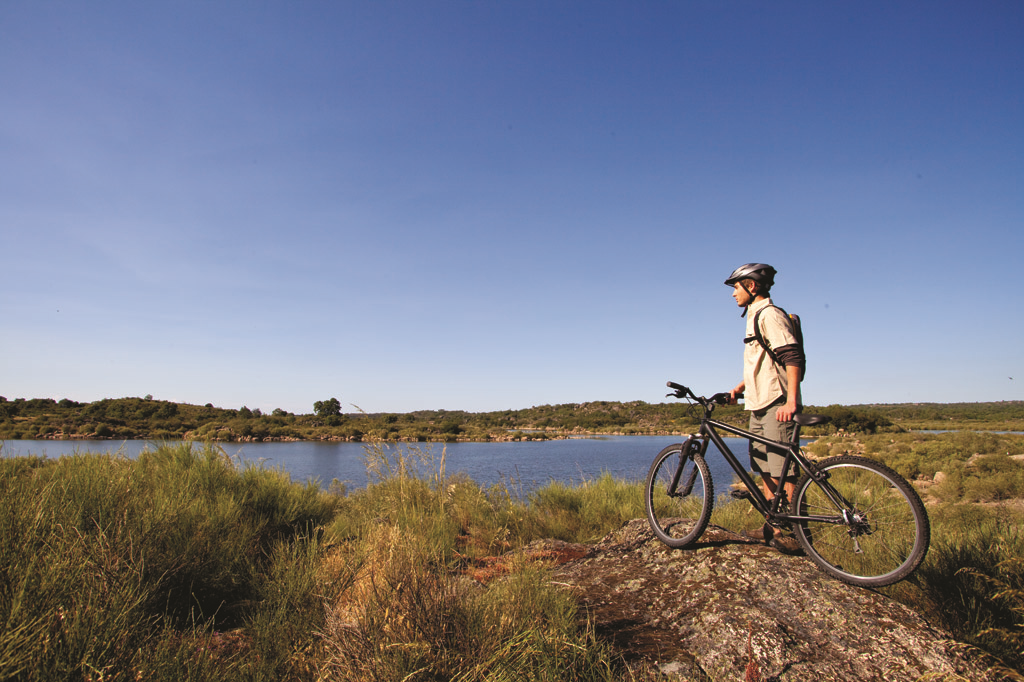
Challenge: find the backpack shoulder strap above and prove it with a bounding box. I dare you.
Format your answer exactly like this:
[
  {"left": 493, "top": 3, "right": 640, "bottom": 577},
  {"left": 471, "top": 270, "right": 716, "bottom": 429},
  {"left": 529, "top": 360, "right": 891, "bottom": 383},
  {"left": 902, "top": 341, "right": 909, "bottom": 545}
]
[{"left": 750, "top": 305, "right": 783, "bottom": 366}]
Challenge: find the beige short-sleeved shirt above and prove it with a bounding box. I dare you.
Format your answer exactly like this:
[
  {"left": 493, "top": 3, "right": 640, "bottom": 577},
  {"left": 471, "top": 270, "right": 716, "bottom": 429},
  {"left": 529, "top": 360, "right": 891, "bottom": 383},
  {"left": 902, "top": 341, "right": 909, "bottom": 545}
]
[{"left": 743, "top": 298, "right": 801, "bottom": 412}]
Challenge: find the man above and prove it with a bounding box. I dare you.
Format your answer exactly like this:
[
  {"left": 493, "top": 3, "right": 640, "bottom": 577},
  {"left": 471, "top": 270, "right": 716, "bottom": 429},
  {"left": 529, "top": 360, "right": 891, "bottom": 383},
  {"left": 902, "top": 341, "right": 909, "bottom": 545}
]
[{"left": 725, "top": 263, "right": 805, "bottom": 533}]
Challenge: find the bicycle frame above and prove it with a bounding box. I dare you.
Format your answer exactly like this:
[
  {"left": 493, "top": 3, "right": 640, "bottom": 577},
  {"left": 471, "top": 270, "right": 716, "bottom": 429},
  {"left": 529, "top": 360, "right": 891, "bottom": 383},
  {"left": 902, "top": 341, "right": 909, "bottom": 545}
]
[
  {"left": 650, "top": 382, "right": 931, "bottom": 587},
  {"left": 694, "top": 416, "right": 852, "bottom": 528}
]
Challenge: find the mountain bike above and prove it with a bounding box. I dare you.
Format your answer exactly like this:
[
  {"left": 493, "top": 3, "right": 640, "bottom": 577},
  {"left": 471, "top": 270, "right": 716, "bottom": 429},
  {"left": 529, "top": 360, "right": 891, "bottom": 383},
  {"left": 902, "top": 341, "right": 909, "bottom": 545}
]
[{"left": 644, "top": 382, "right": 930, "bottom": 587}]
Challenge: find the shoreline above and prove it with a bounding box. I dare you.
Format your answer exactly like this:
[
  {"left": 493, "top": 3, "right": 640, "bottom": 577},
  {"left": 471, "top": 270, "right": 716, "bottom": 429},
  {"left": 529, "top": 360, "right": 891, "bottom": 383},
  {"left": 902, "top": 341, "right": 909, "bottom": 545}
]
[{"left": 5, "top": 429, "right": 697, "bottom": 444}]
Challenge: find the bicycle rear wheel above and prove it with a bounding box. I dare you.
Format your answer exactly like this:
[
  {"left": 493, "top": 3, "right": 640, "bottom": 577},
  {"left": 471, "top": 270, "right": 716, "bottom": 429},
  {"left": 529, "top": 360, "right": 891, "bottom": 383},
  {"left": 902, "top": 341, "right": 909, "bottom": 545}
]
[
  {"left": 793, "top": 455, "right": 930, "bottom": 587},
  {"left": 644, "top": 439, "right": 713, "bottom": 548}
]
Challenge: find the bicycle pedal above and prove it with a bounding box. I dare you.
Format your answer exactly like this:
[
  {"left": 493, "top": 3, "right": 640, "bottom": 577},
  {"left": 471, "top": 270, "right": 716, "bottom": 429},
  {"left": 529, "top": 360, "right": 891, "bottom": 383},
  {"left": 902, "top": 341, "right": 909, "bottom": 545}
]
[{"left": 730, "top": 489, "right": 753, "bottom": 501}]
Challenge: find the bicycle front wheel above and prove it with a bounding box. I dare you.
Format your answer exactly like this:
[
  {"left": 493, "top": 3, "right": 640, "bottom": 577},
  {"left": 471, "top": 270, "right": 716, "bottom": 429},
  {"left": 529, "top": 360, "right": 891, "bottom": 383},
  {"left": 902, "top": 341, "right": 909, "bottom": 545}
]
[
  {"left": 793, "top": 455, "right": 930, "bottom": 587},
  {"left": 644, "top": 440, "right": 713, "bottom": 548}
]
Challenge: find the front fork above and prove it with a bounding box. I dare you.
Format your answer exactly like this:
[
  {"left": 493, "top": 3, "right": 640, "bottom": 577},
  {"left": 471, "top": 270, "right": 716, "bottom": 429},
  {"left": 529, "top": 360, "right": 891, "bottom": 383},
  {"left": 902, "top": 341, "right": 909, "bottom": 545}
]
[{"left": 668, "top": 438, "right": 701, "bottom": 497}]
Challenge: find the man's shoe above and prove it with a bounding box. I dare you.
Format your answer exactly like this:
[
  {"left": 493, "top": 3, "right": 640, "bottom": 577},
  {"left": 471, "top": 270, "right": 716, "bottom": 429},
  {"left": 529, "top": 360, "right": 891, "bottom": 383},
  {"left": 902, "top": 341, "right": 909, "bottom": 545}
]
[
  {"left": 770, "top": 535, "right": 802, "bottom": 555},
  {"left": 742, "top": 523, "right": 775, "bottom": 544}
]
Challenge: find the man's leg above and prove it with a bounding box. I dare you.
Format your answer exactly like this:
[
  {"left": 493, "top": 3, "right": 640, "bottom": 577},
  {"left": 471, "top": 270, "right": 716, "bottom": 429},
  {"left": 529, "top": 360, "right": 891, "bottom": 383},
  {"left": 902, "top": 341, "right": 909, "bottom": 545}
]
[
  {"left": 760, "top": 474, "right": 795, "bottom": 507},
  {"left": 751, "top": 402, "right": 798, "bottom": 505},
  {"left": 750, "top": 406, "right": 789, "bottom": 503},
  {"left": 748, "top": 409, "right": 773, "bottom": 500},
  {"left": 763, "top": 415, "right": 798, "bottom": 506}
]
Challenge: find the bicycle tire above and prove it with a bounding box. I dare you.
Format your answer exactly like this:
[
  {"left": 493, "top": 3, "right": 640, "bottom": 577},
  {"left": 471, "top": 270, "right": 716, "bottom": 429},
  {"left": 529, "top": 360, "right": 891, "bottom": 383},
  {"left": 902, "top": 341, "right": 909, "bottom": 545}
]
[
  {"left": 645, "top": 440, "right": 714, "bottom": 548},
  {"left": 792, "top": 455, "right": 930, "bottom": 587}
]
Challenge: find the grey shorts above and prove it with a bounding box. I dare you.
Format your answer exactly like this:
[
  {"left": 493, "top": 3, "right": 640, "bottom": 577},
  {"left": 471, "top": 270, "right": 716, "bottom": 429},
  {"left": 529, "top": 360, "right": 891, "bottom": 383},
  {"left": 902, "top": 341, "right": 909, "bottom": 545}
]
[{"left": 748, "top": 399, "right": 798, "bottom": 479}]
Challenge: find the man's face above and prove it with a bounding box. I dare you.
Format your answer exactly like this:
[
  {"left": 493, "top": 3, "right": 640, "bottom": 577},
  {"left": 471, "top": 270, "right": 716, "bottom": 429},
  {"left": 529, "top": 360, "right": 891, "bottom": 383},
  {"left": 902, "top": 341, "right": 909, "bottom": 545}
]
[{"left": 732, "top": 282, "right": 754, "bottom": 307}]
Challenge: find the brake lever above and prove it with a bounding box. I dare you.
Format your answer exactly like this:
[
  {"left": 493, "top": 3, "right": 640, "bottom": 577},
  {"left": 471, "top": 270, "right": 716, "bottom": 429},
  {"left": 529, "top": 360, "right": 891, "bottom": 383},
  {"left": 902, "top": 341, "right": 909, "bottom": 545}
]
[{"left": 665, "top": 382, "right": 689, "bottom": 400}]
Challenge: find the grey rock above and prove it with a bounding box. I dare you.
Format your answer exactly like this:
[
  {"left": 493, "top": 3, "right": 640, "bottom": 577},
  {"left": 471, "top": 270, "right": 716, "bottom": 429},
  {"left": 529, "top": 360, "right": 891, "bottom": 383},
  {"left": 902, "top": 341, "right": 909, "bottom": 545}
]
[{"left": 548, "top": 520, "right": 993, "bottom": 681}]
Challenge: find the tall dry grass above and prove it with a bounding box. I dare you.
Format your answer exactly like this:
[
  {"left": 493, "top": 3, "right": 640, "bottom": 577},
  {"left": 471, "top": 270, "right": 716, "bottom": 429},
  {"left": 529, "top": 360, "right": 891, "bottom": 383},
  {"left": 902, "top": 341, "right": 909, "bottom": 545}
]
[
  {"left": 1, "top": 434, "right": 1021, "bottom": 679},
  {"left": 0, "top": 443, "right": 340, "bottom": 681}
]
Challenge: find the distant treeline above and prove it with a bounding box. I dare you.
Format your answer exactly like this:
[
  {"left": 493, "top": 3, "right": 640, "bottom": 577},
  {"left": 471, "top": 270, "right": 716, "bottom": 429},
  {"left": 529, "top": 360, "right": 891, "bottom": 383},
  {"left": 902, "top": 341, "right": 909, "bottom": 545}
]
[{"left": 1, "top": 395, "right": 1021, "bottom": 443}]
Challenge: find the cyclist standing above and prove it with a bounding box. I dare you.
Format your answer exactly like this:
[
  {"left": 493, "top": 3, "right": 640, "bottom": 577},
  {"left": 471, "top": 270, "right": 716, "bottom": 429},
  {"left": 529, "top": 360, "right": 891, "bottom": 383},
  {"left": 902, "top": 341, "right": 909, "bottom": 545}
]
[{"left": 725, "top": 263, "right": 806, "bottom": 516}]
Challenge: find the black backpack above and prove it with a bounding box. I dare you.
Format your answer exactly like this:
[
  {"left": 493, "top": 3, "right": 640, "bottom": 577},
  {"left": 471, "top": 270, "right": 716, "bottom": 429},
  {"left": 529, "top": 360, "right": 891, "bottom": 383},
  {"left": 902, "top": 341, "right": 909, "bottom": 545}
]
[{"left": 751, "top": 305, "right": 806, "bottom": 380}]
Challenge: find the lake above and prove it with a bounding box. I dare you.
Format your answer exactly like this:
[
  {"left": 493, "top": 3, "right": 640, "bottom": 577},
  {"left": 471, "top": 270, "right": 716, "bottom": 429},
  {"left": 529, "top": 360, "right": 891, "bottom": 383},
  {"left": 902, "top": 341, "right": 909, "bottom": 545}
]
[{"left": 2, "top": 436, "right": 755, "bottom": 494}]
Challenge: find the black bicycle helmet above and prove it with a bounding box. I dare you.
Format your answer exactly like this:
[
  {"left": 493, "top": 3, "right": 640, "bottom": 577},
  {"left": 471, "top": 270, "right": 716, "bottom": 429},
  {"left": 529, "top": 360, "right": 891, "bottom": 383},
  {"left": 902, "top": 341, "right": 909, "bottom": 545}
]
[{"left": 724, "top": 263, "right": 777, "bottom": 289}]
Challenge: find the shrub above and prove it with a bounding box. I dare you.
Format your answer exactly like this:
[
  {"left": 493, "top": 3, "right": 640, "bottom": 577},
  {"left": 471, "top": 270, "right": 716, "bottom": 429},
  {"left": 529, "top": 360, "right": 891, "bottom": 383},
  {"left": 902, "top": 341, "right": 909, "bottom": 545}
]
[
  {"left": 527, "top": 473, "right": 644, "bottom": 543},
  {"left": 814, "top": 405, "right": 893, "bottom": 434},
  {"left": 962, "top": 455, "right": 1024, "bottom": 502},
  {"left": 0, "top": 443, "right": 341, "bottom": 680},
  {"left": 318, "top": 525, "right": 624, "bottom": 682},
  {"left": 899, "top": 505, "right": 1024, "bottom": 673}
]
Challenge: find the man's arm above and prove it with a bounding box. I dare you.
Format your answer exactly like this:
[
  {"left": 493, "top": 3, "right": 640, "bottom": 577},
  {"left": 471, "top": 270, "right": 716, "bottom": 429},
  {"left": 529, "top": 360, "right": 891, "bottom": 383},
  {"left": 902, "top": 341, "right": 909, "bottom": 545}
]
[
  {"left": 729, "top": 380, "right": 745, "bottom": 405},
  {"left": 775, "top": 364, "right": 800, "bottom": 422}
]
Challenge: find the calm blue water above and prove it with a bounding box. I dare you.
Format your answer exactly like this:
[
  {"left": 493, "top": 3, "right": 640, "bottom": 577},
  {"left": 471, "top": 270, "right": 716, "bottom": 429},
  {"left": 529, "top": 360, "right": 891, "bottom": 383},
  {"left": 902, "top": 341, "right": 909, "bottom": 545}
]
[{"left": 1, "top": 436, "right": 752, "bottom": 494}]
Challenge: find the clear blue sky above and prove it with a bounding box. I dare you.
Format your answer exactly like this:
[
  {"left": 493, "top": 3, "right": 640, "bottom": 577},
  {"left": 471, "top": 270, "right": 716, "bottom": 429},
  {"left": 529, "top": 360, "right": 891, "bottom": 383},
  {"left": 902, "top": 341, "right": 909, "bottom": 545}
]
[{"left": 2, "top": 1, "right": 1022, "bottom": 415}]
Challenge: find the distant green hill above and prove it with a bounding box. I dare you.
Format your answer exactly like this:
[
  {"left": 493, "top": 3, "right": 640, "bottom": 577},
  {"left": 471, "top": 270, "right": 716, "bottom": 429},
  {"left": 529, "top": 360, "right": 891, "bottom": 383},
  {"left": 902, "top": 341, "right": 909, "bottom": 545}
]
[{"left": 1, "top": 395, "right": 1021, "bottom": 443}]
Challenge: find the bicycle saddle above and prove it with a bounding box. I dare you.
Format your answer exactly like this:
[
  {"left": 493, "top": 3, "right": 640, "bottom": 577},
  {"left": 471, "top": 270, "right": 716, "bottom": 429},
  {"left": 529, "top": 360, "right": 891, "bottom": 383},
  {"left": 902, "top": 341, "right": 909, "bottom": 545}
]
[{"left": 793, "top": 413, "right": 831, "bottom": 426}]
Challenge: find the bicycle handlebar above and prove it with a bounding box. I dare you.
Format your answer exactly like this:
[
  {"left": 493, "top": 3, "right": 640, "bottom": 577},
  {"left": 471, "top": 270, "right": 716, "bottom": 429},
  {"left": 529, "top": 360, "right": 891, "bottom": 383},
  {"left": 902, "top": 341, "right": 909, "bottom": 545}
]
[
  {"left": 666, "top": 381, "right": 735, "bottom": 407},
  {"left": 666, "top": 381, "right": 690, "bottom": 398}
]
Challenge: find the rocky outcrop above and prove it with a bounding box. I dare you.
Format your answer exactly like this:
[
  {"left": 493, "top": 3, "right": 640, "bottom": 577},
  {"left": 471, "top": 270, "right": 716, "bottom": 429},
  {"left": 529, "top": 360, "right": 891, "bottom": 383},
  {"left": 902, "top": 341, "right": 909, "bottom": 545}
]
[{"left": 546, "top": 520, "right": 994, "bottom": 681}]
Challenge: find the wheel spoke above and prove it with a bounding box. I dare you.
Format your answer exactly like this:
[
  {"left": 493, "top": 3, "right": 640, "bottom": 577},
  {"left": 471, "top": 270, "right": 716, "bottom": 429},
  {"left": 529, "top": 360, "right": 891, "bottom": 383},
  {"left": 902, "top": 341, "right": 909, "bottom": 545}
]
[
  {"left": 794, "top": 456, "right": 929, "bottom": 587},
  {"left": 645, "top": 442, "right": 713, "bottom": 548}
]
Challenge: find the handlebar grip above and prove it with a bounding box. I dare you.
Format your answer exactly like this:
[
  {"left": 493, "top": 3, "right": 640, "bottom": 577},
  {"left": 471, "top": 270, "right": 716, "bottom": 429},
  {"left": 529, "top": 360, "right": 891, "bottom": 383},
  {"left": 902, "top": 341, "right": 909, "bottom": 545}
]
[
  {"left": 709, "top": 392, "right": 732, "bottom": 405},
  {"left": 666, "top": 381, "right": 687, "bottom": 393}
]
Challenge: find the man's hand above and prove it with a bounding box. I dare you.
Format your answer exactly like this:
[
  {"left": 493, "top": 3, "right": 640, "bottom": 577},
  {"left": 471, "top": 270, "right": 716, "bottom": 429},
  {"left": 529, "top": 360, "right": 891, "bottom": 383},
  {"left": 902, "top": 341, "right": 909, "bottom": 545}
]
[
  {"left": 729, "top": 382, "right": 744, "bottom": 405},
  {"left": 776, "top": 401, "right": 797, "bottom": 422}
]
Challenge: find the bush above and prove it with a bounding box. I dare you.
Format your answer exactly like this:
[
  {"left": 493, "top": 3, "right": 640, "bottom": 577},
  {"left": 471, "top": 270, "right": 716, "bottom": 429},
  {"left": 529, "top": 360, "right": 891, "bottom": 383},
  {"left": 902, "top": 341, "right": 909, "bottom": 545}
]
[
  {"left": 896, "top": 505, "right": 1024, "bottom": 673},
  {"left": 527, "top": 473, "right": 644, "bottom": 543},
  {"left": 0, "top": 443, "right": 341, "bottom": 680},
  {"left": 813, "top": 405, "right": 893, "bottom": 434},
  {"left": 318, "top": 525, "right": 623, "bottom": 682}
]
